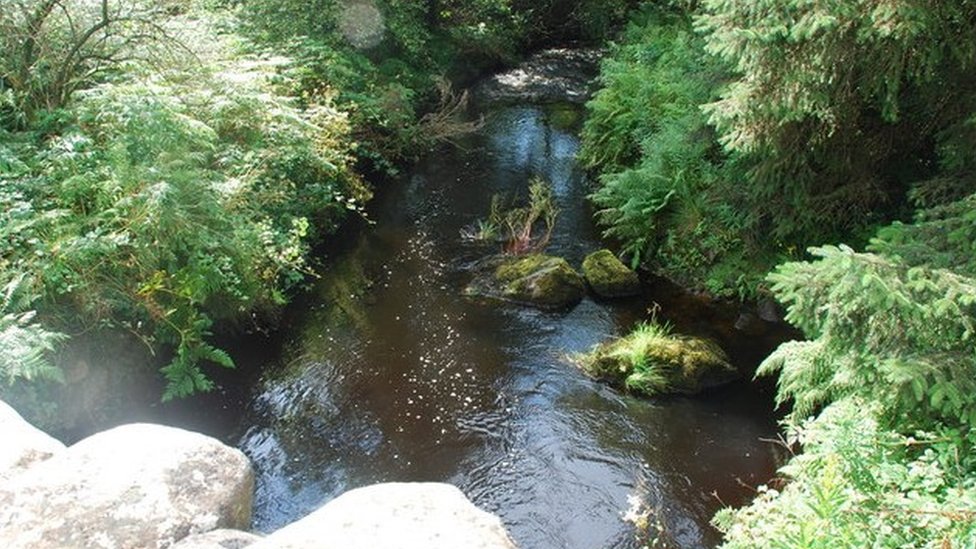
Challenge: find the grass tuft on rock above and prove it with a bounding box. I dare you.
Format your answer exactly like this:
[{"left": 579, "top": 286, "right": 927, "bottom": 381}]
[{"left": 576, "top": 321, "right": 738, "bottom": 396}]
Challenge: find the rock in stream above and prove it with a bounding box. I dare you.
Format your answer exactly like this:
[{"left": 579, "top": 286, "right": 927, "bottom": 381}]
[
  {"left": 474, "top": 48, "right": 603, "bottom": 105},
  {"left": 464, "top": 254, "right": 585, "bottom": 309}
]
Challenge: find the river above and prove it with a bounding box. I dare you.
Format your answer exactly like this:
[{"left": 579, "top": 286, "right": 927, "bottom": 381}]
[{"left": 228, "top": 102, "right": 786, "bottom": 548}]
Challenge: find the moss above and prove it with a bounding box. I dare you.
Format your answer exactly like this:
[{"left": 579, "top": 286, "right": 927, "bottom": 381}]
[
  {"left": 545, "top": 103, "right": 582, "bottom": 132},
  {"left": 495, "top": 254, "right": 554, "bottom": 282},
  {"left": 581, "top": 249, "right": 640, "bottom": 297},
  {"left": 577, "top": 321, "right": 739, "bottom": 396},
  {"left": 465, "top": 254, "right": 584, "bottom": 309},
  {"left": 497, "top": 254, "right": 585, "bottom": 309}
]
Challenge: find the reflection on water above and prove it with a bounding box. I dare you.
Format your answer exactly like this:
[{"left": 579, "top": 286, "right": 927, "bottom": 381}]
[{"left": 237, "top": 106, "right": 783, "bottom": 548}]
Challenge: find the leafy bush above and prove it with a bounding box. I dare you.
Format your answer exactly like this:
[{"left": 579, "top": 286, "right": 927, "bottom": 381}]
[
  {"left": 582, "top": 1, "right": 976, "bottom": 297},
  {"left": 0, "top": 13, "right": 366, "bottom": 399},
  {"left": 238, "top": 0, "right": 528, "bottom": 173},
  {"left": 716, "top": 399, "right": 976, "bottom": 548},
  {"left": 717, "top": 239, "right": 976, "bottom": 547},
  {"left": 580, "top": 7, "right": 773, "bottom": 296},
  {"left": 0, "top": 276, "right": 65, "bottom": 385}
]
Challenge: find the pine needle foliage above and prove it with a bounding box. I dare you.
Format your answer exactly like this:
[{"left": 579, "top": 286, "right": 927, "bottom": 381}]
[
  {"left": 719, "top": 238, "right": 976, "bottom": 547},
  {"left": 761, "top": 245, "right": 976, "bottom": 428},
  {"left": 697, "top": 0, "right": 976, "bottom": 243},
  {"left": 583, "top": 1, "right": 976, "bottom": 297},
  {"left": 871, "top": 192, "right": 976, "bottom": 278}
]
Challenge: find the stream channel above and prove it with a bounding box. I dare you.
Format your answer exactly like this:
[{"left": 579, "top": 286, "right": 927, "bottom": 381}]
[{"left": 223, "top": 101, "right": 787, "bottom": 548}]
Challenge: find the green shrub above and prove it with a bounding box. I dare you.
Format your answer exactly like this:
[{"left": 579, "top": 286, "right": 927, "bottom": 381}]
[
  {"left": 580, "top": 6, "right": 772, "bottom": 296},
  {"left": 0, "top": 276, "right": 65, "bottom": 385},
  {"left": 0, "top": 15, "right": 365, "bottom": 399},
  {"left": 761, "top": 246, "right": 976, "bottom": 428},
  {"left": 582, "top": 1, "right": 976, "bottom": 297},
  {"left": 717, "top": 240, "right": 976, "bottom": 547},
  {"left": 716, "top": 399, "right": 976, "bottom": 548}
]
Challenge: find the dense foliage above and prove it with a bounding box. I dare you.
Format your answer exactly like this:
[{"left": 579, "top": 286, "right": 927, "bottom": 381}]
[
  {"left": 580, "top": 6, "right": 768, "bottom": 298},
  {"left": 0, "top": 0, "right": 638, "bottom": 409},
  {"left": 1, "top": 5, "right": 366, "bottom": 400},
  {"left": 582, "top": 1, "right": 976, "bottom": 297},
  {"left": 716, "top": 231, "right": 976, "bottom": 547},
  {"left": 581, "top": 2, "right": 976, "bottom": 545},
  {"left": 239, "top": 0, "right": 638, "bottom": 174}
]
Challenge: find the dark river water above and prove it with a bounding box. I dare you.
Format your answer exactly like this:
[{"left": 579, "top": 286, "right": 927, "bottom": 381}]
[{"left": 226, "top": 104, "right": 786, "bottom": 548}]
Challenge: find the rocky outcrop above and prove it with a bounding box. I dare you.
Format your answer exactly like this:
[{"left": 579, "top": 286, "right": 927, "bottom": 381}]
[
  {"left": 172, "top": 529, "right": 262, "bottom": 549},
  {"left": 0, "top": 423, "right": 254, "bottom": 549},
  {"left": 581, "top": 249, "right": 641, "bottom": 298},
  {"left": 474, "top": 48, "right": 603, "bottom": 105},
  {"left": 465, "top": 254, "right": 585, "bottom": 309},
  {"left": 251, "top": 483, "right": 517, "bottom": 549},
  {"left": 0, "top": 400, "right": 65, "bottom": 480}
]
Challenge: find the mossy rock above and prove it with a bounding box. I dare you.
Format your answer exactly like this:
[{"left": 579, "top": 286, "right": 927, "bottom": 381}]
[
  {"left": 581, "top": 249, "right": 640, "bottom": 298},
  {"left": 464, "top": 254, "right": 584, "bottom": 310},
  {"left": 545, "top": 103, "right": 582, "bottom": 132},
  {"left": 578, "top": 323, "right": 739, "bottom": 396}
]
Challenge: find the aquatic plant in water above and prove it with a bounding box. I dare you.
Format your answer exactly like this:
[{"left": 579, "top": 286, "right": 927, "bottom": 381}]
[{"left": 461, "top": 176, "right": 558, "bottom": 255}]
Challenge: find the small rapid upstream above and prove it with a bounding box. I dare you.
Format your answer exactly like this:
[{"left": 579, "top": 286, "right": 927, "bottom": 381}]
[{"left": 232, "top": 103, "right": 785, "bottom": 548}]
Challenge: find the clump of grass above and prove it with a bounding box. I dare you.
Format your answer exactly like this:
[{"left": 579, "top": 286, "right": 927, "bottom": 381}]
[
  {"left": 587, "top": 321, "right": 674, "bottom": 394},
  {"left": 461, "top": 194, "right": 505, "bottom": 242},
  {"left": 574, "top": 320, "right": 736, "bottom": 396}
]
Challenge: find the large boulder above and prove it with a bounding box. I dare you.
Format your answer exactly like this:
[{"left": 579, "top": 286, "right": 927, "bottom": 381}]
[
  {"left": 0, "top": 423, "right": 254, "bottom": 548},
  {"left": 0, "top": 399, "right": 65, "bottom": 479},
  {"left": 172, "top": 529, "right": 262, "bottom": 549},
  {"left": 581, "top": 249, "right": 640, "bottom": 298},
  {"left": 579, "top": 323, "right": 740, "bottom": 396},
  {"left": 251, "top": 483, "right": 517, "bottom": 549},
  {"left": 465, "top": 254, "right": 585, "bottom": 310}
]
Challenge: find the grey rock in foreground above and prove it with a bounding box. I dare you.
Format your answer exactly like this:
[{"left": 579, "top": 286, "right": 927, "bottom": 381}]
[
  {"left": 581, "top": 249, "right": 641, "bottom": 298},
  {"left": 0, "top": 399, "right": 65, "bottom": 480},
  {"left": 0, "top": 423, "right": 254, "bottom": 549},
  {"left": 251, "top": 482, "right": 517, "bottom": 549},
  {"left": 172, "top": 529, "right": 262, "bottom": 549}
]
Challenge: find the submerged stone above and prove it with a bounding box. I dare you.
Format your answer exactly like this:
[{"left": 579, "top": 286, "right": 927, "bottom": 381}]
[
  {"left": 581, "top": 249, "right": 641, "bottom": 298},
  {"left": 579, "top": 324, "right": 739, "bottom": 396},
  {"left": 474, "top": 48, "right": 603, "bottom": 105},
  {"left": 465, "top": 254, "right": 584, "bottom": 309}
]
